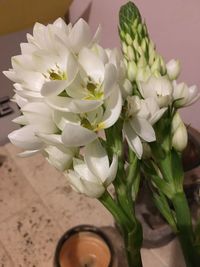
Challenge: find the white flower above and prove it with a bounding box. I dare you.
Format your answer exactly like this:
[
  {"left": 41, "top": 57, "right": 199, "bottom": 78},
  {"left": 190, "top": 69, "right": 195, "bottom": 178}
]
[
  {"left": 166, "top": 59, "right": 181, "bottom": 80},
  {"left": 42, "top": 47, "right": 120, "bottom": 114},
  {"left": 173, "top": 81, "right": 200, "bottom": 108},
  {"left": 171, "top": 112, "right": 188, "bottom": 152},
  {"left": 43, "top": 146, "right": 77, "bottom": 172},
  {"left": 123, "top": 96, "right": 167, "bottom": 158},
  {"left": 21, "top": 18, "right": 101, "bottom": 55},
  {"left": 5, "top": 18, "right": 123, "bottom": 161},
  {"left": 57, "top": 86, "right": 122, "bottom": 147},
  {"left": 66, "top": 139, "right": 118, "bottom": 198},
  {"left": 8, "top": 102, "right": 58, "bottom": 152},
  {"left": 139, "top": 76, "right": 173, "bottom": 107}
]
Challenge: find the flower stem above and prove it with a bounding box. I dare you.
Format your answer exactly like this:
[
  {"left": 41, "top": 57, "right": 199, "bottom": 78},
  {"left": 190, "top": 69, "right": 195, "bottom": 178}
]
[
  {"left": 172, "top": 192, "right": 200, "bottom": 267},
  {"left": 99, "top": 191, "right": 143, "bottom": 267}
]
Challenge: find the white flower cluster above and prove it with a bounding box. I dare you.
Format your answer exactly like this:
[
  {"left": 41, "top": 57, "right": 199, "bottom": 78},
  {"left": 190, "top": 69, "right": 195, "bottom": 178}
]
[
  {"left": 5, "top": 18, "right": 200, "bottom": 197},
  {"left": 122, "top": 40, "right": 200, "bottom": 158},
  {"left": 5, "top": 18, "right": 123, "bottom": 198}
]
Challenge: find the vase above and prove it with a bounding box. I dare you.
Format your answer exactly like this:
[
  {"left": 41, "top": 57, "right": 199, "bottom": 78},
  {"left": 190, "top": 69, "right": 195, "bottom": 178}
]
[{"left": 136, "top": 126, "right": 200, "bottom": 248}]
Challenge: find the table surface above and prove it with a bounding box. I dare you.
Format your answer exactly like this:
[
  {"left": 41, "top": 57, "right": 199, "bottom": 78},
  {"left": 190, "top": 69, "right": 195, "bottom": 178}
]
[{"left": 0, "top": 143, "right": 186, "bottom": 266}]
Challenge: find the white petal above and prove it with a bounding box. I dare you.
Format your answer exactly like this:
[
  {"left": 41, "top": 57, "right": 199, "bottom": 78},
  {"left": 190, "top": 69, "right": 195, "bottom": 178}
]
[
  {"left": 67, "top": 170, "right": 104, "bottom": 198},
  {"left": 8, "top": 125, "right": 43, "bottom": 150},
  {"left": 46, "top": 95, "right": 102, "bottom": 113},
  {"left": 80, "top": 179, "right": 105, "bottom": 198},
  {"left": 62, "top": 123, "right": 97, "bottom": 147},
  {"left": 53, "top": 110, "right": 79, "bottom": 131},
  {"left": 105, "top": 155, "right": 118, "bottom": 186},
  {"left": 90, "top": 24, "right": 102, "bottom": 45},
  {"left": 84, "top": 139, "right": 109, "bottom": 181},
  {"left": 101, "top": 86, "right": 122, "bottom": 129},
  {"left": 130, "top": 117, "right": 156, "bottom": 142},
  {"left": 22, "top": 102, "right": 57, "bottom": 133},
  {"left": 12, "top": 115, "right": 28, "bottom": 125},
  {"left": 187, "top": 85, "right": 200, "bottom": 106},
  {"left": 14, "top": 93, "right": 28, "bottom": 108},
  {"left": 123, "top": 122, "right": 143, "bottom": 159},
  {"left": 73, "top": 158, "right": 98, "bottom": 182},
  {"left": 18, "top": 149, "right": 40, "bottom": 157},
  {"left": 44, "top": 145, "right": 74, "bottom": 171},
  {"left": 41, "top": 80, "right": 69, "bottom": 97},
  {"left": 103, "top": 63, "right": 117, "bottom": 98},
  {"left": 69, "top": 18, "right": 92, "bottom": 53},
  {"left": 3, "top": 70, "right": 19, "bottom": 83},
  {"left": 66, "top": 170, "right": 85, "bottom": 193},
  {"left": 36, "top": 133, "right": 62, "bottom": 147},
  {"left": 79, "top": 48, "right": 104, "bottom": 83},
  {"left": 149, "top": 108, "right": 167, "bottom": 125},
  {"left": 20, "top": 43, "right": 37, "bottom": 54}
]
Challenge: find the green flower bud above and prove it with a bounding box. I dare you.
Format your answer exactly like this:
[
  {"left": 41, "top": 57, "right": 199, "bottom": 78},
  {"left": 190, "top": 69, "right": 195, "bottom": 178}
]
[
  {"left": 122, "top": 41, "right": 128, "bottom": 54},
  {"left": 125, "top": 33, "right": 132, "bottom": 45},
  {"left": 171, "top": 112, "right": 188, "bottom": 152},
  {"left": 151, "top": 57, "right": 161, "bottom": 73},
  {"left": 122, "top": 78, "right": 133, "bottom": 97},
  {"left": 137, "top": 56, "right": 147, "bottom": 68},
  {"left": 127, "top": 45, "right": 135, "bottom": 61},
  {"left": 128, "top": 61, "right": 137, "bottom": 81}
]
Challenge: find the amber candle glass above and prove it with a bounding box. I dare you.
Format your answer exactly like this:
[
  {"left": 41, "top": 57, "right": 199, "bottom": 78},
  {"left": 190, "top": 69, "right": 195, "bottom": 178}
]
[{"left": 54, "top": 225, "right": 116, "bottom": 267}]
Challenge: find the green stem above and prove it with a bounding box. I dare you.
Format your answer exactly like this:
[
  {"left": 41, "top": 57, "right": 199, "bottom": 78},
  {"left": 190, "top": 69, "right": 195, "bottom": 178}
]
[
  {"left": 123, "top": 220, "right": 143, "bottom": 267},
  {"left": 99, "top": 190, "right": 132, "bottom": 229},
  {"left": 172, "top": 192, "right": 200, "bottom": 267},
  {"left": 99, "top": 191, "right": 143, "bottom": 267}
]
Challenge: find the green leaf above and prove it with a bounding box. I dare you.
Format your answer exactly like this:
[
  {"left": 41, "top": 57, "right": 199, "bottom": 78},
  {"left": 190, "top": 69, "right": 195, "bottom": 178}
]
[
  {"left": 151, "top": 174, "right": 174, "bottom": 199},
  {"left": 153, "top": 192, "right": 177, "bottom": 232}
]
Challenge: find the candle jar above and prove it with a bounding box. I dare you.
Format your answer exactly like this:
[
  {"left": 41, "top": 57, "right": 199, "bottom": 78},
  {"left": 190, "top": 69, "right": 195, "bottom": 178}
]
[{"left": 54, "top": 225, "right": 118, "bottom": 267}]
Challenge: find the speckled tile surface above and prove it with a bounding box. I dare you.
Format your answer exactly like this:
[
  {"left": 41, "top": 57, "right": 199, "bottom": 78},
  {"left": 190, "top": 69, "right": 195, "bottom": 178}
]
[
  {"left": 0, "top": 143, "right": 187, "bottom": 266},
  {"left": 5, "top": 143, "right": 66, "bottom": 195},
  {"left": 0, "top": 201, "right": 63, "bottom": 267},
  {"left": 0, "top": 241, "right": 14, "bottom": 266},
  {"left": 0, "top": 147, "right": 37, "bottom": 222},
  {"left": 43, "top": 185, "right": 114, "bottom": 231}
]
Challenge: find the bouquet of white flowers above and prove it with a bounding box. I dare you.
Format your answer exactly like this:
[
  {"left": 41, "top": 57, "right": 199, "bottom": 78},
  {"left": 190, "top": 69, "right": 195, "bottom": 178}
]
[{"left": 4, "top": 1, "right": 200, "bottom": 266}]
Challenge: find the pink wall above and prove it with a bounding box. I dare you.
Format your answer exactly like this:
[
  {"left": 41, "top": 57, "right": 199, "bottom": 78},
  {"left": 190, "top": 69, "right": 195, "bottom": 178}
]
[{"left": 70, "top": 0, "right": 200, "bottom": 129}]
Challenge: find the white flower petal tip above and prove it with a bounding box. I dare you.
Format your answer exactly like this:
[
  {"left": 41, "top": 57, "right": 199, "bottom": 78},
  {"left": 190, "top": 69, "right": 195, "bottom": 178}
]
[
  {"left": 166, "top": 59, "right": 181, "bottom": 80},
  {"left": 139, "top": 76, "right": 173, "bottom": 107},
  {"left": 8, "top": 125, "right": 43, "bottom": 151},
  {"left": 101, "top": 86, "right": 122, "bottom": 129},
  {"left": 44, "top": 146, "right": 75, "bottom": 171},
  {"left": 62, "top": 123, "right": 97, "bottom": 147},
  {"left": 123, "top": 122, "right": 143, "bottom": 159},
  {"left": 65, "top": 139, "right": 117, "bottom": 198},
  {"left": 46, "top": 96, "right": 102, "bottom": 113},
  {"left": 173, "top": 82, "right": 200, "bottom": 108}
]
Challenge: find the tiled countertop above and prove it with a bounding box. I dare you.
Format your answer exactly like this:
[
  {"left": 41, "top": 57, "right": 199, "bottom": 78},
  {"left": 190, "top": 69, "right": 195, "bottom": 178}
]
[{"left": 0, "top": 143, "right": 186, "bottom": 266}]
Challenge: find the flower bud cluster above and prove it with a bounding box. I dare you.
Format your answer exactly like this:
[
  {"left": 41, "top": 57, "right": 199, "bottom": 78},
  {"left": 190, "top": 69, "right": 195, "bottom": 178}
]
[{"left": 119, "top": 6, "right": 166, "bottom": 84}]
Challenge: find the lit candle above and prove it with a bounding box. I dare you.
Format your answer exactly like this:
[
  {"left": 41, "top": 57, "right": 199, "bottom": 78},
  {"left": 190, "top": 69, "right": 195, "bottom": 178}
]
[{"left": 54, "top": 225, "right": 115, "bottom": 267}]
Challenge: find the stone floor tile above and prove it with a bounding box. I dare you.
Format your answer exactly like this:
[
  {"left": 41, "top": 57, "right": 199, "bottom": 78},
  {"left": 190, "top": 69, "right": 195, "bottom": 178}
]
[
  {"left": 0, "top": 241, "right": 14, "bottom": 267},
  {"left": 5, "top": 143, "right": 66, "bottom": 195},
  {"left": 142, "top": 248, "right": 168, "bottom": 267},
  {"left": 0, "top": 147, "right": 37, "bottom": 222},
  {"left": 43, "top": 185, "right": 114, "bottom": 231},
  {"left": 0, "top": 201, "right": 63, "bottom": 267},
  {"left": 150, "top": 238, "right": 186, "bottom": 267}
]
